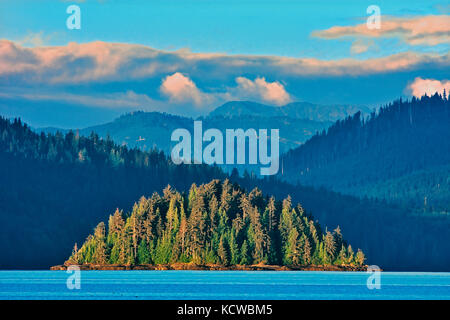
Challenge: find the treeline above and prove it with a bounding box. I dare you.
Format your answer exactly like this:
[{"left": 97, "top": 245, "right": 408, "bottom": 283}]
[
  {"left": 68, "top": 180, "right": 365, "bottom": 267},
  {"left": 281, "top": 94, "right": 450, "bottom": 212}
]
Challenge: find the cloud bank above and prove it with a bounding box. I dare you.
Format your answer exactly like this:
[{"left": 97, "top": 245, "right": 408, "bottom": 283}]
[
  {"left": 312, "top": 15, "right": 450, "bottom": 46},
  {"left": 1, "top": 39, "right": 447, "bottom": 85},
  {"left": 0, "top": 38, "right": 448, "bottom": 121}
]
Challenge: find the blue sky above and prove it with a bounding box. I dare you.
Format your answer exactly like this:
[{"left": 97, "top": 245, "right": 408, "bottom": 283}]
[
  {"left": 1, "top": 0, "right": 447, "bottom": 58},
  {"left": 0, "top": 0, "right": 449, "bottom": 127}
]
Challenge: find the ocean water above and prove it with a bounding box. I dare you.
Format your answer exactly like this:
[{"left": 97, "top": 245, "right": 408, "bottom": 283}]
[{"left": 0, "top": 271, "right": 449, "bottom": 300}]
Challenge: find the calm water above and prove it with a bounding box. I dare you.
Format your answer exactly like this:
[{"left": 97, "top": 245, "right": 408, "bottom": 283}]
[{"left": 0, "top": 271, "right": 449, "bottom": 300}]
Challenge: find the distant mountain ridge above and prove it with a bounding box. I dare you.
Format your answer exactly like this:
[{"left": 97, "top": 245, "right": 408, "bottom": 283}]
[
  {"left": 71, "top": 111, "right": 330, "bottom": 155},
  {"left": 80, "top": 111, "right": 193, "bottom": 154},
  {"left": 209, "top": 101, "right": 371, "bottom": 122},
  {"left": 38, "top": 100, "right": 369, "bottom": 157}
]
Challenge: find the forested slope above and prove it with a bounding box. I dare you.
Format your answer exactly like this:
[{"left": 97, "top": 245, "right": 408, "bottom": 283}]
[{"left": 281, "top": 94, "right": 450, "bottom": 212}]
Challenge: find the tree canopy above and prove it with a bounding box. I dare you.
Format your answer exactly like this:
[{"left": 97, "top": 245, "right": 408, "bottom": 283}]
[{"left": 67, "top": 180, "right": 364, "bottom": 267}]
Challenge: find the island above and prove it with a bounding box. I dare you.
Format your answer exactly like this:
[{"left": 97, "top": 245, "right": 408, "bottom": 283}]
[{"left": 54, "top": 180, "right": 368, "bottom": 271}]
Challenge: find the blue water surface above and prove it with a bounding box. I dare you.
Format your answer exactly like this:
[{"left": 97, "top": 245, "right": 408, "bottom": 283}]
[{"left": 0, "top": 271, "right": 449, "bottom": 300}]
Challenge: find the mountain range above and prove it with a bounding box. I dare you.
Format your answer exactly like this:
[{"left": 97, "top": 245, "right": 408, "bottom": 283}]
[
  {"left": 39, "top": 100, "right": 370, "bottom": 155},
  {"left": 209, "top": 101, "right": 370, "bottom": 122}
]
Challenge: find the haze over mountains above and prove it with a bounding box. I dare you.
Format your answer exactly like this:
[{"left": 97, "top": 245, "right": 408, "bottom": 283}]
[
  {"left": 210, "top": 101, "right": 370, "bottom": 122},
  {"left": 40, "top": 100, "right": 369, "bottom": 155}
]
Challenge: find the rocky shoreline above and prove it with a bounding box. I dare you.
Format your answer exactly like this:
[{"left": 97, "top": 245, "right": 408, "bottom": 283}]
[{"left": 51, "top": 262, "right": 369, "bottom": 271}]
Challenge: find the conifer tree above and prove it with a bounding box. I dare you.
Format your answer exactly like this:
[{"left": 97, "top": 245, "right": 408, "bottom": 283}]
[
  {"left": 356, "top": 249, "right": 366, "bottom": 266},
  {"left": 137, "top": 239, "right": 151, "bottom": 264},
  {"left": 324, "top": 231, "right": 337, "bottom": 263},
  {"left": 229, "top": 231, "right": 240, "bottom": 265},
  {"left": 240, "top": 240, "right": 251, "bottom": 265},
  {"left": 218, "top": 235, "right": 230, "bottom": 266},
  {"left": 303, "top": 237, "right": 312, "bottom": 265}
]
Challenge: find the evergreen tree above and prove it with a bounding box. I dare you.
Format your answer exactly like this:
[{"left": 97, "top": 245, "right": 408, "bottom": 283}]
[
  {"left": 137, "top": 239, "right": 152, "bottom": 264},
  {"left": 324, "top": 231, "right": 337, "bottom": 263},
  {"left": 217, "top": 235, "right": 230, "bottom": 266},
  {"left": 356, "top": 249, "right": 366, "bottom": 266},
  {"left": 240, "top": 240, "right": 251, "bottom": 265},
  {"left": 229, "top": 231, "right": 240, "bottom": 265},
  {"left": 303, "top": 237, "right": 312, "bottom": 265}
]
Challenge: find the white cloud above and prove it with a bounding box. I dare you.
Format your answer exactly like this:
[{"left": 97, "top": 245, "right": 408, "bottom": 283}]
[
  {"left": 408, "top": 77, "right": 450, "bottom": 97},
  {"left": 232, "top": 77, "right": 291, "bottom": 105},
  {"left": 159, "top": 73, "right": 292, "bottom": 107},
  {"left": 160, "top": 72, "right": 213, "bottom": 107}
]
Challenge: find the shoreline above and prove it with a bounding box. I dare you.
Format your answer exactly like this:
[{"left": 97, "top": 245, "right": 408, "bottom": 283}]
[{"left": 50, "top": 262, "right": 369, "bottom": 271}]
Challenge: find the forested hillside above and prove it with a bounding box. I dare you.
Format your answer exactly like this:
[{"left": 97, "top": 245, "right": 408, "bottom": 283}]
[
  {"left": 0, "top": 117, "right": 225, "bottom": 269},
  {"left": 67, "top": 180, "right": 365, "bottom": 268},
  {"left": 281, "top": 94, "right": 450, "bottom": 212},
  {"left": 1, "top": 116, "right": 449, "bottom": 270},
  {"left": 42, "top": 109, "right": 330, "bottom": 155}
]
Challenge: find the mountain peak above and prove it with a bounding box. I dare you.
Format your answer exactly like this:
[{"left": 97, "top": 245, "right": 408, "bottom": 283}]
[{"left": 208, "top": 101, "right": 278, "bottom": 119}]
